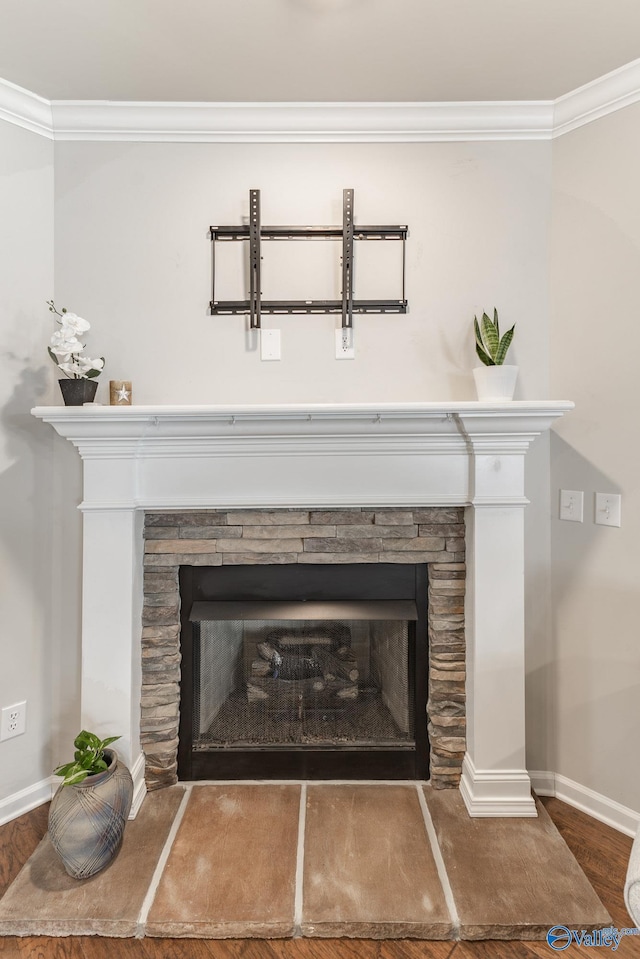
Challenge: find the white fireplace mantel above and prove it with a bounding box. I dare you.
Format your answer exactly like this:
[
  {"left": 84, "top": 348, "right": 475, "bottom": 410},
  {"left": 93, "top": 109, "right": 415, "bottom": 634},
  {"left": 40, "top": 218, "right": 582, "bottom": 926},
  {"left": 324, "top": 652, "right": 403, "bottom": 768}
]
[{"left": 33, "top": 400, "right": 572, "bottom": 818}]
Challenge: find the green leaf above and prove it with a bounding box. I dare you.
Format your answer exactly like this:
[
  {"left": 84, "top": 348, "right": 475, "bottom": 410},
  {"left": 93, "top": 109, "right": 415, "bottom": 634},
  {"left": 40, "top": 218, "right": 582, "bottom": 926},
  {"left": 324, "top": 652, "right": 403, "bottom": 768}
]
[
  {"left": 494, "top": 324, "right": 515, "bottom": 365},
  {"left": 54, "top": 761, "right": 91, "bottom": 786},
  {"left": 475, "top": 314, "right": 495, "bottom": 364},
  {"left": 493, "top": 307, "right": 500, "bottom": 339},
  {"left": 63, "top": 769, "right": 90, "bottom": 786},
  {"left": 473, "top": 315, "right": 483, "bottom": 348},
  {"left": 84, "top": 356, "right": 105, "bottom": 379},
  {"left": 54, "top": 762, "right": 77, "bottom": 777},
  {"left": 75, "top": 730, "right": 100, "bottom": 750},
  {"left": 475, "top": 342, "right": 494, "bottom": 366},
  {"left": 101, "top": 735, "right": 121, "bottom": 748},
  {"left": 480, "top": 312, "right": 499, "bottom": 360}
]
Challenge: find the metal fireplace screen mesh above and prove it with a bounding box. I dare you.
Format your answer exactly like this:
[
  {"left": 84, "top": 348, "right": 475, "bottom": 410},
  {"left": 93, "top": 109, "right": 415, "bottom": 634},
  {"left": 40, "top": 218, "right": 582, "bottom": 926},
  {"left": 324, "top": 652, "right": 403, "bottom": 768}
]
[{"left": 192, "top": 618, "right": 414, "bottom": 749}]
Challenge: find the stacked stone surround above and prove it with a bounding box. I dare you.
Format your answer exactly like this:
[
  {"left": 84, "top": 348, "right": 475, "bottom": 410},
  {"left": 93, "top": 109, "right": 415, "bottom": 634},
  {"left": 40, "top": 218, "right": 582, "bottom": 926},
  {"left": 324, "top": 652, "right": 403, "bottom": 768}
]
[{"left": 141, "top": 507, "right": 466, "bottom": 790}]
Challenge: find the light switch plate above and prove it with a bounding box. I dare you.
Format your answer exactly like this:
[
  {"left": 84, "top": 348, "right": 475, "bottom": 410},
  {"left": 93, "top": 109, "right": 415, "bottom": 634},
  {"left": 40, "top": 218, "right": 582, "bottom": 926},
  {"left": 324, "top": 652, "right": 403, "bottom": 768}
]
[
  {"left": 595, "top": 492, "right": 621, "bottom": 527},
  {"left": 559, "top": 489, "right": 583, "bottom": 522},
  {"left": 260, "top": 329, "right": 281, "bottom": 361}
]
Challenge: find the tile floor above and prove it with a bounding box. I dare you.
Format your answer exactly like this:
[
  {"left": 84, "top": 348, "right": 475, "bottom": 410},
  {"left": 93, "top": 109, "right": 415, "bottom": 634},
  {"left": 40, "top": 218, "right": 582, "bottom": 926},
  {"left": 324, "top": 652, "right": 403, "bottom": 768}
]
[{"left": 0, "top": 782, "right": 611, "bottom": 940}]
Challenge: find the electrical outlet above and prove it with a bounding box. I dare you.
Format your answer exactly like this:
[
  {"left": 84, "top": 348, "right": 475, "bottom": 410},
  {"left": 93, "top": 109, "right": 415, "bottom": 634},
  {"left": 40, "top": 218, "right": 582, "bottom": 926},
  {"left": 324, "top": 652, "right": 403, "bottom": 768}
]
[
  {"left": 0, "top": 701, "right": 27, "bottom": 741},
  {"left": 335, "top": 328, "right": 355, "bottom": 359}
]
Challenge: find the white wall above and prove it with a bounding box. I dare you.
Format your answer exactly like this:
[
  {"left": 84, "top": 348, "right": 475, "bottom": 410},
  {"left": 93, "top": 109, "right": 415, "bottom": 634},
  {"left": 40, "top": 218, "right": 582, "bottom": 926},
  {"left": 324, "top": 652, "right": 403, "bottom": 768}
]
[
  {"left": 0, "top": 119, "right": 56, "bottom": 817},
  {"left": 550, "top": 103, "right": 640, "bottom": 813}
]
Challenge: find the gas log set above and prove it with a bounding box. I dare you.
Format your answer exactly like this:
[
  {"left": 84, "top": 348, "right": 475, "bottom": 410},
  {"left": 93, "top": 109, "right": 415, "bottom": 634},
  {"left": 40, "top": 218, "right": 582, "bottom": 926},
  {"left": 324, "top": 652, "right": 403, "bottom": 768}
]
[{"left": 246, "top": 626, "right": 361, "bottom": 712}]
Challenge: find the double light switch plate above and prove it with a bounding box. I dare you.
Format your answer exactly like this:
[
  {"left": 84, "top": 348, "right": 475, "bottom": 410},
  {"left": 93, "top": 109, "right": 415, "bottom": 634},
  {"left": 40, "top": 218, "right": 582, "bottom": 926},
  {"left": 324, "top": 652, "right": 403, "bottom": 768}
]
[{"left": 560, "top": 490, "right": 621, "bottom": 526}]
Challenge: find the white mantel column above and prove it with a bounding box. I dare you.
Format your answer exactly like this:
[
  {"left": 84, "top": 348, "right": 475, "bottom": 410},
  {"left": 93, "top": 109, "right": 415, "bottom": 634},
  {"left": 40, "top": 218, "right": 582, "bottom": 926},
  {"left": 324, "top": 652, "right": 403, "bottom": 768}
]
[
  {"left": 458, "top": 414, "right": 537, "bottom": 816},
  {"left": 79, "top": 457, "right": 146, "bottom": 817}
]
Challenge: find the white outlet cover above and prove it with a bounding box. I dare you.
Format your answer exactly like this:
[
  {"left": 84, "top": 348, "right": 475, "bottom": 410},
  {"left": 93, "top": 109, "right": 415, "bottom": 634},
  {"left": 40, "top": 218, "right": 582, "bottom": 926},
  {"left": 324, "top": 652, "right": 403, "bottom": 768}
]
[
  {"left": 335, "top": 329, "right": 355, "bottom": 359},
  {"left": 0, "top": 701, "right": 27, "bottom": 740}
]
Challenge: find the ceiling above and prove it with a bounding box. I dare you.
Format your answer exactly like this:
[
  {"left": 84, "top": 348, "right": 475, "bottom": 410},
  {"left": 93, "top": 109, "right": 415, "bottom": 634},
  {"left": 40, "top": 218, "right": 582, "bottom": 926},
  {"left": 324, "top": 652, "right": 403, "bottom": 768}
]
[{"left": 1, "top": 0, "right": 640, "bottom": 104}]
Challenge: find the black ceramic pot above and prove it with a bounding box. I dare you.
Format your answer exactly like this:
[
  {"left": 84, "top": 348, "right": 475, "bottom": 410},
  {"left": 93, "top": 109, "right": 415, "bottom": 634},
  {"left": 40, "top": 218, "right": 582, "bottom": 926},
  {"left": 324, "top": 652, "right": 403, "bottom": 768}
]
[{"left": 58, "top": 378, "right": 98, "bottom": 406}]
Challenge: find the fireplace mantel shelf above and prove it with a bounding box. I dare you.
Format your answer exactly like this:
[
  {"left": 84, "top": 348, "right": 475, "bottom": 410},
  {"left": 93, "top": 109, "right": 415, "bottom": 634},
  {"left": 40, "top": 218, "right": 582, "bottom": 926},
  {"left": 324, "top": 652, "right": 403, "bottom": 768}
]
[
  {"left": 33, "top": 399, "right": 573, "bottom": 820},
  {"left": 32, "top": 401, "right": 573, "bottom": 462},
  {"left": 33, "top": 399, "right": 573, "bottom": 427}
]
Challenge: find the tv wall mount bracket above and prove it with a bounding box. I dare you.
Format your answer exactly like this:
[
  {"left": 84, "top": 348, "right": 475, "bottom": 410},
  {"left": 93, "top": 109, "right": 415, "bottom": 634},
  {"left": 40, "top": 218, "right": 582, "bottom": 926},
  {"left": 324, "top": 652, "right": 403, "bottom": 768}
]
[{"left": 209, "top": 189, "right": 408, "bottom": 329}]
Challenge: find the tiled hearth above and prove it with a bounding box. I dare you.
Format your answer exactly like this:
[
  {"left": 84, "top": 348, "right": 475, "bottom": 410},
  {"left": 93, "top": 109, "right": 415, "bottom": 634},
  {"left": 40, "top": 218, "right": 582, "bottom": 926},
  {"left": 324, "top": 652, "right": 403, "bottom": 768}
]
[
  {"left": 141, "top": 506, "right": 466, "bottom": 792},
  {"left": 0, "top": 783, "right": 610, "bottom": 939}
]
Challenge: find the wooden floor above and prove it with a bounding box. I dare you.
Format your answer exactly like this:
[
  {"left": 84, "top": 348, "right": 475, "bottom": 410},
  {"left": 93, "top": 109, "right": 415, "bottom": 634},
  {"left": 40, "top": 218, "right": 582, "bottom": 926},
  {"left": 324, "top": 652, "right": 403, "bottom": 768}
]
[{"left": 0, "top": 795, "right": 634, "bottom": 959}]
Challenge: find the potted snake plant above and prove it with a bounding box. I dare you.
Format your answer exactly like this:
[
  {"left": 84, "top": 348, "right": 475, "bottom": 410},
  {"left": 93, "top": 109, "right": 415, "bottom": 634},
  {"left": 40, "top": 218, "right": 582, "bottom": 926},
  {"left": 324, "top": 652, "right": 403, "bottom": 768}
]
[
  {"left": 48, "top": 730, "right": 133, "bottom": 879},
  {"left": 473, "top": 308, "right": 518, "bottom": 401}
]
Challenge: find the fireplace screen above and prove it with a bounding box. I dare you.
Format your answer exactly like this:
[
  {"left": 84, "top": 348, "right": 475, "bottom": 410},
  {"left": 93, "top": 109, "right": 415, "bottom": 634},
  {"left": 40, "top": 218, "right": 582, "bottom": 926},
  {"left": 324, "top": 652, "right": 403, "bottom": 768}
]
[
  {"left": 191, "top": 614, "right": 414, "bottom": 750},
  {"left": 179, "top": 563, "right": 428, "bottom": 780}
]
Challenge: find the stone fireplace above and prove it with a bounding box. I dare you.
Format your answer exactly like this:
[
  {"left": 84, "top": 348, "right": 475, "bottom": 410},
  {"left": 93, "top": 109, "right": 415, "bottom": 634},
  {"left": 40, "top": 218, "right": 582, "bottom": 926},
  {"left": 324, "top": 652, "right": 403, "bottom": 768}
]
[
  {"left": 141, "top": 506, "right": 464, "bottom": 787},
  {"left": 32, "top": 400, "right": 572, "bottom": 819}
]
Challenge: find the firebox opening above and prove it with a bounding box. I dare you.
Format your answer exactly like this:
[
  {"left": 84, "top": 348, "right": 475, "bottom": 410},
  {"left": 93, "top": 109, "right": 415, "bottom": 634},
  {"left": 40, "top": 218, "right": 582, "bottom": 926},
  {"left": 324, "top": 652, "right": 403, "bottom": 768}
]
[{"left": 178, "top": 564, "right": 428, "bottom": 780}]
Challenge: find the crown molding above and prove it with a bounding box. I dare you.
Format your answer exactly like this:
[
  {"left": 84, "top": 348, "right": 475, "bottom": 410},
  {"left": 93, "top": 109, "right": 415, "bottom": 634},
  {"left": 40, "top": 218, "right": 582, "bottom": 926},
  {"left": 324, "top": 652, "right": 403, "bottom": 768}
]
[
  {"left": 47, "top": 99, "right": 553, "bottom": 143},
  {"left": 0, "top": 76, "right": 53, "bottom": 138},
  {"left": 1, "top": 60, "right": 639, "bottom": 143},
  {"left": 553, "top": 57, "right": 640, "bottom": 137}
]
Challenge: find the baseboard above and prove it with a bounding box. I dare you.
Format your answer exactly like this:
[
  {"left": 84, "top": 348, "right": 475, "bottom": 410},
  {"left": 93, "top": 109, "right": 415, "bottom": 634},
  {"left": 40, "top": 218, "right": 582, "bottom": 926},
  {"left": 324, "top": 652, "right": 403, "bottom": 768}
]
[
  {"left": 529, "top": 769, "right": 556, "bottom": 797},
  {"left": 530, "top": 770, "right": 640, "bottom": 838},
  {"left": 0, "top": 776, "right": 56, "bottom": 827}
]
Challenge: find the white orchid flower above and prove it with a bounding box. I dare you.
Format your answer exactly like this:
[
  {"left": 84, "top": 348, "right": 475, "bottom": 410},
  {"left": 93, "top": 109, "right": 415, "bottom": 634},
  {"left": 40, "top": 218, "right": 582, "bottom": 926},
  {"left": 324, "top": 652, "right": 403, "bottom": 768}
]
[
  {"left": 47, "top": 300, "right": 104, "bottom": 383},
  {"left": 59, "top": 312, "right": 91, "bottom": 335},
  {"left": 50, "top": 329, "right": 82, "bottom": 354},
  {"left": 78, "top": 356, "right": 105, "bottom": 374},
  {"left": 50, "top": 348, "right": 77, "bottom": 362},
  {"left": 50, "top": 327, "right": 79, "bottom": 346},
  {"left": 56, "top": 361, "right": 77, "bottom": 375}
]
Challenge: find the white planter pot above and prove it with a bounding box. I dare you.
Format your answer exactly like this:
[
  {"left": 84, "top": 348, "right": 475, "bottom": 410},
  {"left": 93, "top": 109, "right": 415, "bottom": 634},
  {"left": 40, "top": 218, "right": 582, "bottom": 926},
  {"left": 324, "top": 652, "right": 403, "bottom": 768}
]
[{"left": 473, "top": 365, "right": 519, "bottom": 402}]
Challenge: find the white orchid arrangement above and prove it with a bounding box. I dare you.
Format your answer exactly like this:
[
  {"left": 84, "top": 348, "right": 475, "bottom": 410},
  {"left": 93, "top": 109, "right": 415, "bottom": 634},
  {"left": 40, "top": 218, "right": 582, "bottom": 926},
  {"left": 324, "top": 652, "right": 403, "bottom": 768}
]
[{"left": 47, "top": 300, "right": 105, "bottom": 379}]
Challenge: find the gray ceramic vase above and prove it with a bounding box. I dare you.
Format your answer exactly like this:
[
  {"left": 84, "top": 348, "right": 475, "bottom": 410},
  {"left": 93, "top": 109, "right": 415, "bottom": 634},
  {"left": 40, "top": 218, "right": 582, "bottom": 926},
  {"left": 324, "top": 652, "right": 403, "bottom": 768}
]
[{"left": 48, "top": 748, "right": 134, "bottom": 879}]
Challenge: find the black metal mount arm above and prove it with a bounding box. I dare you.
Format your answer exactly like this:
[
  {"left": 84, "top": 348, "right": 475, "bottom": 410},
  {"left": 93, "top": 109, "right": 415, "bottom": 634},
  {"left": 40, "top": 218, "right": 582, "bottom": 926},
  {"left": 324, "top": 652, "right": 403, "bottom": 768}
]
[{"left": 210, "top": 189, "right": 408, "bottom": 329}]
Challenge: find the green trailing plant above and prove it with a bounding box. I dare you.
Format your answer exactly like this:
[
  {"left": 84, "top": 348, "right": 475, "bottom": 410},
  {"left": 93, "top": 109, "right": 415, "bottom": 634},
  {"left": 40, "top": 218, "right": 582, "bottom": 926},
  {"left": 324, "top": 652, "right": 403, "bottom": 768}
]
[
  {"left": 54, "top": 730, "right": 121, "bottom": 786},
  {"left": 474, "top": 308, "right": 515, "bottom": 366}
]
